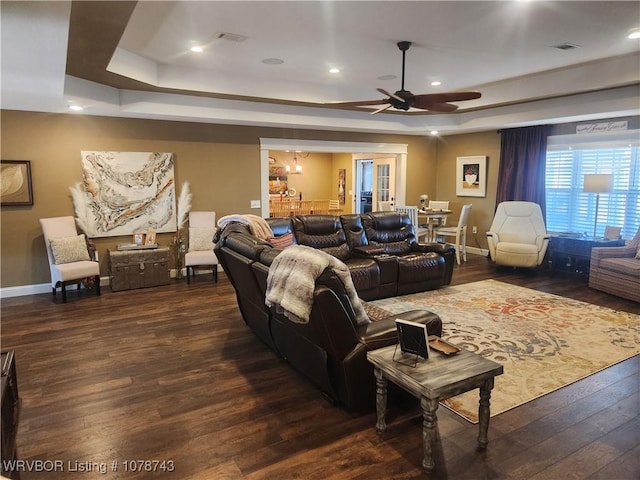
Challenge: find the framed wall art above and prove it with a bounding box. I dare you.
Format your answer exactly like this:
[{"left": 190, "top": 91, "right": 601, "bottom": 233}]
[
  {"left": 1, "top": 160, "right": 33, "bottom": 206},
  {"left": 338, "top": 168, "right": 346, "bottom": 204},
  {"left": 78, "top": 151, "right": 176, "bottom": 237},
  {"left": 456, "top": 155, "right": 487, "bottom": 197}
]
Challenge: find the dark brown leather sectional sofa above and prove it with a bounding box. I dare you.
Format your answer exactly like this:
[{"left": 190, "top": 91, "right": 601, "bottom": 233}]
[{"left": 214, "top": 212, "right": 454, "bottom": 410}]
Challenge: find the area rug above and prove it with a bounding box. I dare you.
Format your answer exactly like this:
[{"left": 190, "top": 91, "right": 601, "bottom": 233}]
[{"left": 366, "top": 280, "right": 640, "bottom": 423}]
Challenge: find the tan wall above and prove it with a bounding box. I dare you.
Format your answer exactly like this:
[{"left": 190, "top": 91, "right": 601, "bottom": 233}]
[
  {"left": 433, "top": 131, "right": 502, "bottom": 251},
  {"left": 1, "top": 110, "right": 436, "bottom": 288}
]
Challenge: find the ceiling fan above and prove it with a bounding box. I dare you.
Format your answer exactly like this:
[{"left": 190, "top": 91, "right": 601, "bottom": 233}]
[{"left": 327, "top": 41, "right": 481, "bottom": 114}]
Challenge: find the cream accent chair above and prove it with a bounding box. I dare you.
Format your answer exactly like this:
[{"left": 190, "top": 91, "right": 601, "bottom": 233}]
[
  {"left": 40, "top": 216, "right": 101, "bottom": 302},
  {"left": 185, "top": 211, "right": 219, "bottom": 284},
  {"left": 434, "top": 204, "right": 472, "bottom": 264},
  {"left": 395, "top": 205, "right": 430, "bottom": 242},
  {"left": 486, "top": 201, "right": 550, "bottom": 268}
]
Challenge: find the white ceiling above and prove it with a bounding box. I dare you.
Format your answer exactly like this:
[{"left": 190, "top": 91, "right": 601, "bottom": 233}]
[{"left": 2, "top": 1, "right": 639, "bottom": 135}]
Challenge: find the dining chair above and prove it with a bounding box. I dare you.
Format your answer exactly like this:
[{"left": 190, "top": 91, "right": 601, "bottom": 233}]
[
  {"left": 185, "top": 211, "right": 219, "bottom": 284},
  {"left": 427, "top": 200, "right": 450, "bottom": 225},
  {"left": 39, "top": 216, "right": 101, "bottom": 302},
  {"left": 434, "top": 204, "right": 472, "bottom": 264},
  {"left": 378, "top": 201, "right": 393, "bottom": 211},
  {"left": 395, "top": 205, "right": 430, "bottom": 242}
]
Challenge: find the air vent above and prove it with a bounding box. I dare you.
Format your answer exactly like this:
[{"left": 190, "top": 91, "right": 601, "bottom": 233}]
[
  {"left": 216, "top": 32, "right": 248, "bottom": 43},
  {"left": 551, "top": 42, "right": 581, "bottom": 51}
]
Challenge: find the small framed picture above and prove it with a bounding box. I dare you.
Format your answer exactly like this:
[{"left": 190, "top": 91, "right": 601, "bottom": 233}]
[
  {"left": 133, "top": 232, "right": 145, "bottom": 245},
  {"left": 145, "top": 228, "right": 157, "bottom": 245},
  {"left": 395, "top": 318, "right": 430, "bottom": 360}
]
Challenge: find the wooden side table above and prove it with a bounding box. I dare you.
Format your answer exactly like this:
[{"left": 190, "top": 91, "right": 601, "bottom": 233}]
[{"left": 367, "top": 345, "right": 503, "bottom": 473}]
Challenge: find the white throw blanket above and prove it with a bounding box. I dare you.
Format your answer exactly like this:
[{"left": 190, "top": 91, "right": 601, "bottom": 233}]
[
  {"left": 265, "top": 245, "right": 370, "bottom": 325},
  {"left": 217, "top": 214, "right": 273, "bottom": 240}
]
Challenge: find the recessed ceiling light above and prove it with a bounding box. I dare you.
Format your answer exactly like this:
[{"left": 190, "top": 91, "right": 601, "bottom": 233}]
[
  {"left": 329, "top": 67, "right": 340, "bottom": 74},
  {"left": 431, "top": 81, "right": 441, "bottom": 86},
  {"left": 378, "top": 74, "right": 397, "bottom": 81},
  {"left": 628, "top": 28, "right": 640, "bottom": 39},
  {"left": 69, "top": 105, "right": 83, "bottom": 111},
  {"left": 262, "top": 58, "right": 284, "bottom": 65},
  {"left": 190, "top": 46, "right": 204, "bottom": 53},
  {"left": 430, "top": 130, "right": 439, "bottom": 136}
]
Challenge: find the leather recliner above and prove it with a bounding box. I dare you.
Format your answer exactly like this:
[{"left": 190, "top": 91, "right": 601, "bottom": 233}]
[
  {"left": 486, "top": 201, "right": 550, "bottom": 267},
  {"left": 292, "top": 215, "right": 383, "bottom": 300},
  {"left": 361, "top": 212, "right": 455, "bottom": 295}
]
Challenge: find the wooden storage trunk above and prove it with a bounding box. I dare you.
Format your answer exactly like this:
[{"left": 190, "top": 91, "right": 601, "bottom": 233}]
[{"left": 108, "top": 247, "right": 170, "bottom": 292}]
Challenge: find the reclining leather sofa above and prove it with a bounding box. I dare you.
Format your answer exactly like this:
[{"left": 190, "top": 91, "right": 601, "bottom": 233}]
[{"left": 214, "top": 212, "right": 453, "bottom": 410}]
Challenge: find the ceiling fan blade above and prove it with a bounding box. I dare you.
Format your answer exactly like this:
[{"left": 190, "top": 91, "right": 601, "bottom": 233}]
[
  {"left": 325, "top": 99, "right": 388, "bottom": 107},
  {"left": 414, "top": 91, "right": 482, "bottom": 104},
  {"left": 413, "top": 101, "right": 459, "bottom": 113},
  {"left": 371, "top": 104, "right": 393, "bottom": 115},
  {"left": 376, "top": 88, "right": 404, "bottom": 103}
]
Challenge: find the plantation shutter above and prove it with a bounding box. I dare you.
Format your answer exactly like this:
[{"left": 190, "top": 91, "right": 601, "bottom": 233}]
[{"left": 545, "top": 130, "right": 640, "bottom": 240}]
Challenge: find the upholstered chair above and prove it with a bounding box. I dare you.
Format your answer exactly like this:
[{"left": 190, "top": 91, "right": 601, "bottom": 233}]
[
  {"left": 486, "top": 201, "right": 549, "bottom": 267},
  {"left": 39, "top": 216, "right": 101, "bottom": 302},
  {"left": 185, "top": 211, "right": 219, "bottom": 284},
  {"left": 589, "top": 226, "right": 640, "bottom": 302}
]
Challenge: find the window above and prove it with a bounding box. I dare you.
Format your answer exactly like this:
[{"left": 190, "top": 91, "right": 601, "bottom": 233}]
[{"left": 545, "top": 130, "right": 640, "bottom": 240}]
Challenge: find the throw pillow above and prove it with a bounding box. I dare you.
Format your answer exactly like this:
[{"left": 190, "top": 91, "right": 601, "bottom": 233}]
[
  {"left": 268, "top": 232, "right": 294, "bottom": 249},
  {"left": 50, "top": 234, "right": 91, "bottom": 264},
  {"left": 189, "top": 227, "right": 216, "bottom": 252}
]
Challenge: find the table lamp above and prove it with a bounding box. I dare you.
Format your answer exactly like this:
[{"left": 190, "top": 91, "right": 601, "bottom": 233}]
[{"left": 583, "top": 173, "right": 613, "bottom": 239}]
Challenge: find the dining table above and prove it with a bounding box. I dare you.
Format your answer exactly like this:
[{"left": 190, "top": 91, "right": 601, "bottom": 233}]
[{"left": 418, "top": 209, "right": 452, "bottom": 242}]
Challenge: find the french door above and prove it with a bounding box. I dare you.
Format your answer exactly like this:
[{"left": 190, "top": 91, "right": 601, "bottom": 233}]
[{"left": 372, "top": 157, "right": 396, "bottom": 211}]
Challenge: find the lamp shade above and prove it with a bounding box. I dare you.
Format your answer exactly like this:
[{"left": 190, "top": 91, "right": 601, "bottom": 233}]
[{"left": 583, "top": 174, "right": 613, "bottom": 193}]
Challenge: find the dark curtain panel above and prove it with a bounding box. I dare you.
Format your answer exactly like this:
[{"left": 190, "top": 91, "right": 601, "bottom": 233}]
[{"left": 496, "top": 125, "right": 551, "bottom": 214}]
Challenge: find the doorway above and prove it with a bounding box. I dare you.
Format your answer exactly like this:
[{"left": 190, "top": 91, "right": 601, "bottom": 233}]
[{"left": 259, "top": 139, "right": 407, "bottom": 217}]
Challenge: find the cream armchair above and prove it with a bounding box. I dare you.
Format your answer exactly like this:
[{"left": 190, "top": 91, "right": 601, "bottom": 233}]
[
  {"left": 184, "top": 211, "right": 219, "bottom": 284},
  {"left": 40, "top": 216, "right": 101, "bottom": 302},
  {"left": 486, "top": 201, "right": 549, "bottom": 268}
]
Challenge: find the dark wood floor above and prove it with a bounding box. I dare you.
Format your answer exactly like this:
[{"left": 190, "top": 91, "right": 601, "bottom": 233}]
[{"left": 1, "top": 255, "right": 638, "bottom": 480}]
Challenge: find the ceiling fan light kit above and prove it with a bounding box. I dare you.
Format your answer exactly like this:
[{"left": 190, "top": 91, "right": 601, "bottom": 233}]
[{"left": 327, "top": 41, "right": 481, "bottom": 114}]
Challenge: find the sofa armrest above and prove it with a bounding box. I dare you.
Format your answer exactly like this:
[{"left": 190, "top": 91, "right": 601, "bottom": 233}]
[
  {"left": 411, "top": 242, "right": 455, "bottom": 256},
  {"left": 353, "top": 245, "right": 386, "bottom": 256},
  {"left": 591, "top": 245, "right": 637, "bottom": 269},
  {"left": 356, "top": 309, "right": 442, "bottom": 350}
]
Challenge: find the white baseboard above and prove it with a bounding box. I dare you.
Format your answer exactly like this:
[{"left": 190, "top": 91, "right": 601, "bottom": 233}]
[
  {"left": 0, "top": 276, "right": 109, "bottom": 299},
  {"left": 467, "top": 246, "right": 489, "bottom": 257}
]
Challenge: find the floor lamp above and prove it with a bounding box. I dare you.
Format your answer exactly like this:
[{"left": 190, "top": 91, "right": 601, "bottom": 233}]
[{"left": 583, "top": 173, "right": 613, "bottom": 239}]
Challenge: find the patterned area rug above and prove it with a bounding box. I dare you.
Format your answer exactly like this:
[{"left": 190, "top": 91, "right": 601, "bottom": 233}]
[{"left": 366, "top": 280, "right": 640, "bottom": 423}]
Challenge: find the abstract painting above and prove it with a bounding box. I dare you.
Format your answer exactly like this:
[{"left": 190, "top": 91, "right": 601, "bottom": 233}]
[{"left": 77, "top": 151, "right": 176, "bottom": 238}]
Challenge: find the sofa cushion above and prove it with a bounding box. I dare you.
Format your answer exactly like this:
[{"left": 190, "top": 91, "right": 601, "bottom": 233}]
[{"left": 49, "top": 234, "right": 90, "bottom": 264}]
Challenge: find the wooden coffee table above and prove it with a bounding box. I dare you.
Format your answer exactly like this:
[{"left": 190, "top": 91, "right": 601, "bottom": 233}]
[{"left": 367, "top": 344, "right": 503, "bottom": 472}]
